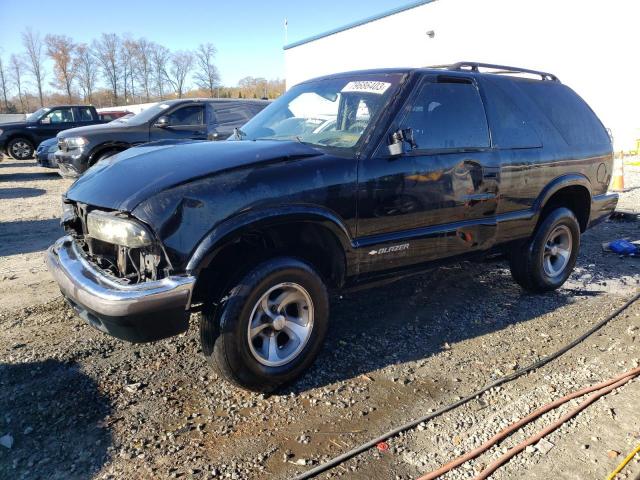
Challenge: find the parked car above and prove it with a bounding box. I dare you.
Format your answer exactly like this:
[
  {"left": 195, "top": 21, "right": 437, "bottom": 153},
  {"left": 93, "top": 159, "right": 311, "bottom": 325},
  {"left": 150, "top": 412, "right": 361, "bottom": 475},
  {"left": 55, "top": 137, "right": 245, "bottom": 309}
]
[
  {"left": 54, "top": 99, "right": 269, "bottom": 178},
  {"left": 35, "top": 137, "right": 59, "bottom": 168},
  {"left": 0, "top": 105, "right": 103, "bottom": 160},
  {"left": 47, "top": 63, "right": 617, "bottom": 392},
  {"left": 98, "top": 110, "right": 133, "bottom": 122}
]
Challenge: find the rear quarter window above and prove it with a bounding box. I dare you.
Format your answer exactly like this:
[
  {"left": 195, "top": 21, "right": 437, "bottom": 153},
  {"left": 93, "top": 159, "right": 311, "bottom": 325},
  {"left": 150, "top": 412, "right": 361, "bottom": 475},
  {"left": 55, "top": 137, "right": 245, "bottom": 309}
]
[
  {"left": 515, "top": 81, "right": 609, "bottom": 146},
  {"left": 480, "top": 78, "right": 542, "bottom": 149}
]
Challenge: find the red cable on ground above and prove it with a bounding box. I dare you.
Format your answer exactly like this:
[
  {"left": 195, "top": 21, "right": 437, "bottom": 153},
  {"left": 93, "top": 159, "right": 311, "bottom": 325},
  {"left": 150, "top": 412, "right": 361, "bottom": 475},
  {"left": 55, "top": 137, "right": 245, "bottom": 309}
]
[{"left": 417, "top": 366, "right": 640, "bottom": 480}]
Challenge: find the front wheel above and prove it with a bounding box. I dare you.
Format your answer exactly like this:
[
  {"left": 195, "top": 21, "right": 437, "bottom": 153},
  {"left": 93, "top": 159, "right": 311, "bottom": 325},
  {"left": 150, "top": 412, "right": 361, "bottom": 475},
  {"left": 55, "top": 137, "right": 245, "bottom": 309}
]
[
  {"left": 200, "top": 257, "right": 329, "bottom": 392},
  {"left": 8, "top": 137, "right": 35, "bottom": 160},
  {"left": 509, "top": 207, "right": 580, "bottom": 292}
]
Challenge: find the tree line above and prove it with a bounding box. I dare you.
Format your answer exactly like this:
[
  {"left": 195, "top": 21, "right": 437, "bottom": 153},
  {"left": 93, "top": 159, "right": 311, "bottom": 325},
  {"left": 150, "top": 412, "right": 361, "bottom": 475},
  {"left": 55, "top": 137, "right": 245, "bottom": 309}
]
[{"left": 0, "top": 29, "right": 285, "bottom": 113}]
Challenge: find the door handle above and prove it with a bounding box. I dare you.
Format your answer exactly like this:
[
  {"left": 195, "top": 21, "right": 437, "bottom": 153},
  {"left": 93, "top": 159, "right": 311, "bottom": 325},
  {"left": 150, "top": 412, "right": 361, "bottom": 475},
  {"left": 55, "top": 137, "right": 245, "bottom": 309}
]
[{"left": 463, "top": 192, "right": 496, "bottom": 202}]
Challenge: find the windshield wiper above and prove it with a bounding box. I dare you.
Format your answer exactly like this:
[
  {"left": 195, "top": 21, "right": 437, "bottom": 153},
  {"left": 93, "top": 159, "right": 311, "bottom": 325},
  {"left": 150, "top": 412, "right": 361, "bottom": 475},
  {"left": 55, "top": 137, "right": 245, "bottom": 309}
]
[{"left": 233, "top": 127, "right": 247, "bottom": 140}]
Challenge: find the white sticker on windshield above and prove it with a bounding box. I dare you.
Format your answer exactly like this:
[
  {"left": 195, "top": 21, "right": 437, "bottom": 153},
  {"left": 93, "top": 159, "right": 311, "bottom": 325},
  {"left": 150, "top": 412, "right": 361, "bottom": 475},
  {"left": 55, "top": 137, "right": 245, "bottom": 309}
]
[
  {"left": 158, "top": 104, "right": 170, "bottom": 109},
  {"left": 341, "top": 81, "right": 391, "bottom": 95}
]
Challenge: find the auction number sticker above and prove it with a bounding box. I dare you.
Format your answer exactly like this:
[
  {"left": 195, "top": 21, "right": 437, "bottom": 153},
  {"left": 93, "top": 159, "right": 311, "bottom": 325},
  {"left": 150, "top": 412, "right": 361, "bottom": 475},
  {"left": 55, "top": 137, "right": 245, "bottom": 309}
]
[{"left": 342, "top": 81, "right": 391, "bottom": 95}]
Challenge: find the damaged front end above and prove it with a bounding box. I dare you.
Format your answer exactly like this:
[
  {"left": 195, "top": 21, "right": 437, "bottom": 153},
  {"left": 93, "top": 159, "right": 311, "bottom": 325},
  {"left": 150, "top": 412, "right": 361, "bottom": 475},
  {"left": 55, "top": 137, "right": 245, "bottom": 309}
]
[{"left": 46, "top": 198, "right": 195, "bottom": 343}]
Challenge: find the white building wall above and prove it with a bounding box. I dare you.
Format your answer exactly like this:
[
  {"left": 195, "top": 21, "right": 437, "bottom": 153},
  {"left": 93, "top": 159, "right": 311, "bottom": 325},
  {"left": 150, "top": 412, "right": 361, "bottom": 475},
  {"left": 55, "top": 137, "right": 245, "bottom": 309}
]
[{"left": 285, "top": 0, "right": 640, "bottom": 150}]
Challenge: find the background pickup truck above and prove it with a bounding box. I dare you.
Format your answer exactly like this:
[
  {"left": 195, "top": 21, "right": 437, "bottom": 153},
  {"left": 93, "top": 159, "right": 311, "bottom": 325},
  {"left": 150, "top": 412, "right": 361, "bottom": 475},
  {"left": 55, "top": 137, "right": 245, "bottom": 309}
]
[{"left": 0, "top": 105, "right": 103, "bottom": 160}]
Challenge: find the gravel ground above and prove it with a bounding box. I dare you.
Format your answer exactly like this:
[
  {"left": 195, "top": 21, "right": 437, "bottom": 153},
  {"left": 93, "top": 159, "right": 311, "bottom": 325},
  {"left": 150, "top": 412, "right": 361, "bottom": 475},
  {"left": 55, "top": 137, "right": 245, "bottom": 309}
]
[{"left": 0, "top": 156, "right": 638, "bottom": 480}]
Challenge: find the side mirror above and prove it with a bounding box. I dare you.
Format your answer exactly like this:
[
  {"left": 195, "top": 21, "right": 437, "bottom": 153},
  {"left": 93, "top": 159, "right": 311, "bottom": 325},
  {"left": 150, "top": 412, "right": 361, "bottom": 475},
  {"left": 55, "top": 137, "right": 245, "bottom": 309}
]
[
  {"left": 40, "top": 117, "right": 51, "bottom": 125},
  {"left": 388, "top": 128, "right": 417, "bottom": 156},
  {"left": 154, "top": 116, "right": 170, "bottom": 128}
]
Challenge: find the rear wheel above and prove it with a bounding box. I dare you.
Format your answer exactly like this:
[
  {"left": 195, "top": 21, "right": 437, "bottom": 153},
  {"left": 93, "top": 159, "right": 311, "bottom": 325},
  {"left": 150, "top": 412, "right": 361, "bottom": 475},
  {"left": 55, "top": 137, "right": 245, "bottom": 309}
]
[
  {"left": 8, "top": 138, "right": 35, "bottom": 160},
  {"left": 509, "top": 207, "right": 580, "bottom": 292},
  {"left": 200, "top": 257, "right": 329, "bottom": 392}
]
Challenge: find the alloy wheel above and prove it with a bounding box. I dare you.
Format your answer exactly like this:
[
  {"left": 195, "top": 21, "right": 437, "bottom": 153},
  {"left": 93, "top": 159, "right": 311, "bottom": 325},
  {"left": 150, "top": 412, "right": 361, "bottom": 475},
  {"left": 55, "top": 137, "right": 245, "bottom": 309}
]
[
  {"left": 542, "top": 224, "right": 572, "bottom": 277},
  {"left": 247, "top": 282, "right": 314, "bottom": 367}
]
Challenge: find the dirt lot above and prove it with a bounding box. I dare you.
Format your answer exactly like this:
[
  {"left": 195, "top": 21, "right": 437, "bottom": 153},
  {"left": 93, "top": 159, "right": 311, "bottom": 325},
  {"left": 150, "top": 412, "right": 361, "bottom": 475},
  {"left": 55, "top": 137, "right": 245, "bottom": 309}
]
[{"left": 0, "top": 157, "right": 639, "bottom": 480}]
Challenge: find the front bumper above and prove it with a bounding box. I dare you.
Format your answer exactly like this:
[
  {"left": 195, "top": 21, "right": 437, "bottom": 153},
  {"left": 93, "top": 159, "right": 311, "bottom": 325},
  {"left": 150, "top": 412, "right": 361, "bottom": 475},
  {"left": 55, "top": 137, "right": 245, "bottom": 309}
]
[
  {"left": 46, "top": 235, "right": 195, "bottom": 343},
  {"left": 55, "top": 149, "right": 87, "bottom": 178},
  {"left": 589, "top": 192, "right": 619, "bottom": 228},
  {"left": 36, "top": 148, "right": 58, "bottom": 168}
]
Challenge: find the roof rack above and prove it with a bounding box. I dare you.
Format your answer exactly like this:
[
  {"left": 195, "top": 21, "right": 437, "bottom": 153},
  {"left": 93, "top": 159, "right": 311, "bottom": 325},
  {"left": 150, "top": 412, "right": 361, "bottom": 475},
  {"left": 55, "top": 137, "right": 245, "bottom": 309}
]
[{"left": 428, "top": 62, "right": 560, "bottom": 82}]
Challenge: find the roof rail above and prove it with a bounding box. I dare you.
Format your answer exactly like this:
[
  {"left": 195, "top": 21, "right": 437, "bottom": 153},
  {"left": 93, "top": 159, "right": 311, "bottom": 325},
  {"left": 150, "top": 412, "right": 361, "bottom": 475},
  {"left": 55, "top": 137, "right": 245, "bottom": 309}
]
[{"left": 428, "top": 62, "right": 560, "bottom": 82}]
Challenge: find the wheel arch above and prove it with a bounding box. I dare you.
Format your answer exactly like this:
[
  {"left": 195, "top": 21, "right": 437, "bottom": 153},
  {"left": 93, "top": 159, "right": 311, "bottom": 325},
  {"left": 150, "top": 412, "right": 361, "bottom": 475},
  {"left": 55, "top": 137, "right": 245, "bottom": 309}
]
[
  {"left": 87, "top": 142, "right": 131, "bottom": 166},
  {"left": 5, "top": 133, "right": 37, "bottom": 152},
  {"left": 533, "top": 174, "right": 592, "bottom": 232},
  {"left": 187, "top": 207, "right": 355, "bottom": 302}
]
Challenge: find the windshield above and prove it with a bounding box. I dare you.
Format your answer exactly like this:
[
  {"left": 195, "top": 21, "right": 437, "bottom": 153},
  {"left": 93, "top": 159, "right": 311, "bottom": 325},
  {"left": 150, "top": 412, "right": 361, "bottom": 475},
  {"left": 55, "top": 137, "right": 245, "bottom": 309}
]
[
  {"left": 124, "top": 102, "right": 172, "bottom": 126},
  {"left": 27, "top": 107, "right": 50, "bottom": 122},
  {"left": 239, "top": 73, "right": 403, "bottom": 150}
]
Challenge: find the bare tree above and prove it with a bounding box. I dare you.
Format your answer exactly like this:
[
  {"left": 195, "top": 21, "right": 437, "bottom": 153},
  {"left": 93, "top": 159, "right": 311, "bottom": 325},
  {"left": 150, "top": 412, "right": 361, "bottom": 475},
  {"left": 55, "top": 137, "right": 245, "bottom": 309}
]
[
  {"left": 193, "top": 43, "right": 220, "bottom": 98},
  {"left": 121, "top": 37, "right": 139, "bottom": 103},
  {"left": 10, "top": 54, "right": 27, "bottom": 112},
  {"left": 93, "top": 33, "right": 121, "bottom": 105},
  {"left": 0, "top": 55, "right": 9, "bottom": 111},
  {"left": 167, "top": 51, "right": 193, "bottom": 99},
  {"left": 74, "top": 44, "right": 97, "bottom": 103},
  {"left": 151, "top": 44, "right": 170, "bottom": 100},
  {"left": 45, "top": 34, "right": 76, "bottom": 101},
  {"left": 22, "top": 28, "right": 46, "bottom": 107},
  {"left": 134, "top": 38, "right": 154, "bottom": 101}
]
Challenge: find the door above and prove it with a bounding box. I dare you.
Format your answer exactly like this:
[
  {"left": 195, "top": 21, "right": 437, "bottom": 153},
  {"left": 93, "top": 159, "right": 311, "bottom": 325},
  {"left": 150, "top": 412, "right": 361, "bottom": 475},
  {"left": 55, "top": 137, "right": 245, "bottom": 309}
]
[
  {"left": 33, "top": 107, "right": 77, "bottom": 144},
  {"left": 356, "top": 74, "right": 500, "bottom": 275},
  {"left": 149, "top": 104, "right": 207, "bottom": 141}
]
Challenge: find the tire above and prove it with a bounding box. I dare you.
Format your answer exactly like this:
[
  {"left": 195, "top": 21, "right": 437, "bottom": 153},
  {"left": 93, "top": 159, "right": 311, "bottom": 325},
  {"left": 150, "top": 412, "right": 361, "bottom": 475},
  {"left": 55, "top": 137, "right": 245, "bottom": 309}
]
[
  {"left": 200, "top": 257, "right": 329, "bottom": 392},
  {"left": 8, "top": 137, "right": 35, "bottom": 160},
  {"left": 509, "top": 207, "right": 580, "bottom": 293}
]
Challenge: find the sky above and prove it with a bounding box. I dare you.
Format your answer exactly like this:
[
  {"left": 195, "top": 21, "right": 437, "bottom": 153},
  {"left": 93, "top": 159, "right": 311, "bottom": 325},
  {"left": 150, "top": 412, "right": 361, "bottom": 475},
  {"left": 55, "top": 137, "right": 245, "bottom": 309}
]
[{"left": 0, "top": 0, "right": 410, "bottom": 86}]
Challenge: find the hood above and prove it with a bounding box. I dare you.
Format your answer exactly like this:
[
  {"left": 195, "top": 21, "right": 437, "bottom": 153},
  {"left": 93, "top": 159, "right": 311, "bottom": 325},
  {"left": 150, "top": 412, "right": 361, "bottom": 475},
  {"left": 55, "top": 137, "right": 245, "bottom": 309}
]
[
  {"left": 65, "top": 140, "right": 322, "bottom": 211},
  {"left": 57, "top": 121, "right": 124, "bottom": 138}
]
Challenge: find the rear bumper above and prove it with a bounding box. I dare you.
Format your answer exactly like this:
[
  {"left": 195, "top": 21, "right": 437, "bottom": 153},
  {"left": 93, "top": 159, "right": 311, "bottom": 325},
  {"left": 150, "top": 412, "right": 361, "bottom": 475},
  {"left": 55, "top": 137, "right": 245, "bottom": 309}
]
[
  {"left": 589, "top": 192, "right": 619, "bottom": 228},
  {"left": 46, "top": 235, "right": 195, "bottom": 343}
]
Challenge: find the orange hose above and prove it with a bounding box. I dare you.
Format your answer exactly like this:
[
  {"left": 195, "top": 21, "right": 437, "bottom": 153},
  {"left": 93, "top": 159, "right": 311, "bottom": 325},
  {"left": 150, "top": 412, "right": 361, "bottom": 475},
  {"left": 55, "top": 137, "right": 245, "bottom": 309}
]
[{"left": 417, "top": 366, "right": 640, "bottom": 480}]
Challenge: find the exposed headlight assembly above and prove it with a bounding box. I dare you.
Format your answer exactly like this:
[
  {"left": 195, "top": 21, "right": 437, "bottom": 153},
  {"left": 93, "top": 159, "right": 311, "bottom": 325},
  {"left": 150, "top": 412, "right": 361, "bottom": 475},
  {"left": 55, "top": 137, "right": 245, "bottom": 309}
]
[
  {"left": 64, "top": 136, "right": 89, "bottom": 149},
  {"left": 61, "top": 201, "right": 76, "bottom": 224},
  {"left": 87, "top": 211, "right": 153, "bottom": 248}
]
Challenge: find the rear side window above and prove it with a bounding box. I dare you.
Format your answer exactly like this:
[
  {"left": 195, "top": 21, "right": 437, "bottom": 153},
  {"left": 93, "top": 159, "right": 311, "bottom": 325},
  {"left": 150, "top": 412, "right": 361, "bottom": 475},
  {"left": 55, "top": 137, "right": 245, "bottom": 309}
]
[
  {"left": 398, "top": 79, "right": 490, "bottom": 150},
  {"left": 214, "top": 105, "right": 254, "bottom": 126},
  {"left": 516, "top": 81, "right": 609, "bottom": 146},
  {"left": 167, "top": 105, "right": 204, "bottom": 126},
  {"left": 77, "top": 107, "right": 94, "bottom": 122},
  {"left": 480, "top": 78, "right": 542, "bottom": 149}
]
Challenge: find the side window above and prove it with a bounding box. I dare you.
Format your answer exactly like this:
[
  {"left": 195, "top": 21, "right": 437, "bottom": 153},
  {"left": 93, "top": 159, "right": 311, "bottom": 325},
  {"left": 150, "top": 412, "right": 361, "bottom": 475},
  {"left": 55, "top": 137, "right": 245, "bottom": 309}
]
[
  {"left": 77, "top": 107, "right": 94, "bottom": 122},
  {"left": 167, "top": 105, "right": 204, "bottom": 126},
  {"left": 516, "top": 81, "right": 609, "bottom": 146},
  {"left": 398, "top": 79, "right": 490, "bottom": 150},
  {"left": 214, "top": 105, "right": 253, "bottom": 126},
  {"left": 42, "top": 108, "right": 74, "bottom": 124},
  {"left": 480, "top": 78, "right": 542, "bottom": 149}
]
